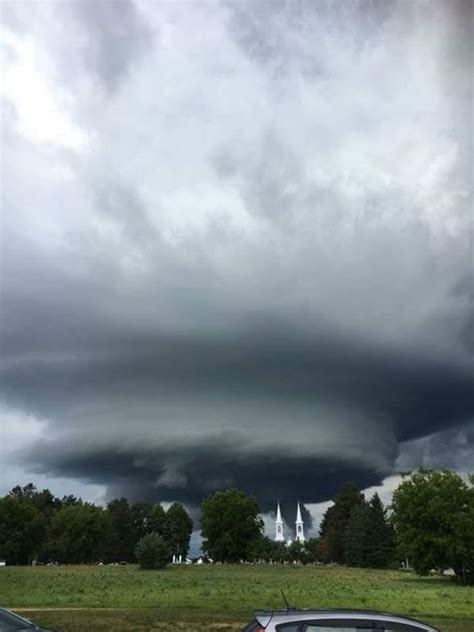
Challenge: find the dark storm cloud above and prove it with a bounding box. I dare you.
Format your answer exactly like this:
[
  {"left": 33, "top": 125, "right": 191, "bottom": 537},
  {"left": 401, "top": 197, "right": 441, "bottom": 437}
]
[
  {"left": 2, "top": 325, "right": 473, "bottom": 442},
  {"left": 26, "top": 434, "right": 384, "bottom": 510},
  {"left": 3, "top": 319, "right": 473, "bottom": 505},
  {"left": 1, "top": 0, "right": 473, "bottom": 505}
]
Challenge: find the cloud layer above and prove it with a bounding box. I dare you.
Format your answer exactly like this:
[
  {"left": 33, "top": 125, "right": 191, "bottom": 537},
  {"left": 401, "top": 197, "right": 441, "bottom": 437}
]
[{"left": 1, "top": 0, "right": 473, "bottom": 508}]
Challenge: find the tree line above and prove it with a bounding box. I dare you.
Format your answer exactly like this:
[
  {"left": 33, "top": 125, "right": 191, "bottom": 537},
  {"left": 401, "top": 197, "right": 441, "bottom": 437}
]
[
  {"left": 0, "top": 468, "right": 472, "bottom": 584},
  {"left": 199, "top": 468, "right": 473, "bottom": 584},
  {"left": 0, "top": 484, "right": 192, "bottom": 566}
]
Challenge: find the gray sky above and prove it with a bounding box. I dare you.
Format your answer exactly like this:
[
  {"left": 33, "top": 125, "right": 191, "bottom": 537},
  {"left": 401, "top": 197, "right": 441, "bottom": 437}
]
[{"left": 1, "top": 0, "right": 473, "bottom": 517}]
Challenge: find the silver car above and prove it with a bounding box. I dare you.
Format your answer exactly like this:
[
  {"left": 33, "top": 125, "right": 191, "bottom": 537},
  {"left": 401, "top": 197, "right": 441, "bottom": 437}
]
[{"left": 242, "top": 609, "right": 440, "bottom": 632}]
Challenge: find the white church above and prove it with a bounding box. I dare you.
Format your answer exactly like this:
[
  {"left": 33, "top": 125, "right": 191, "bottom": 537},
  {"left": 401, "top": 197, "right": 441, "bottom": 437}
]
[{"left": 274, "top": 501, "right": 305, "bottom": 545}]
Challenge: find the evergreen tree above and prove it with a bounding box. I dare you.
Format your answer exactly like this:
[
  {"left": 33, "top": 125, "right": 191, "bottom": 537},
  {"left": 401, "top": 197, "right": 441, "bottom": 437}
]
[
  {"left": 345, "top": 501, "right": 372, "bottom": 567},
  {"left": 136, "top": 533, "right": 171, "bottom": 569},
  {"left": 104, "top": 498, "right": 136, "bottom": 563},
  {"left": 344, "top": 493, "right": 395, "bottom": 568},
  {"left": 366, "top": 493, "right": 395, "bottom": 568},
  {"left": 319, "top": 482, "right": 364, "bottom": 563}
]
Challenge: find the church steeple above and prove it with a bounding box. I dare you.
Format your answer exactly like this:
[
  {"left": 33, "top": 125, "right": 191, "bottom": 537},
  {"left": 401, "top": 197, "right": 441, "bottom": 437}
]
[
  {"left": 275, "top": 502, "right": 284, "bottom": 542},
  {"left": 295, "top": 501, "right": 305, "bottom": 543}
]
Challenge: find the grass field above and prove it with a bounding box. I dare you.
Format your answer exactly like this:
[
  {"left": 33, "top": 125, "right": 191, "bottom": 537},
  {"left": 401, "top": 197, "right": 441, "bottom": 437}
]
[{"left": 1, "top": 565, "right": 473, "bottom": 632}]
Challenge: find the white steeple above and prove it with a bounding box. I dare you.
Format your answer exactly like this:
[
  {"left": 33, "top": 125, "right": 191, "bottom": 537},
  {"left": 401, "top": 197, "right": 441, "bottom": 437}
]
[
  {"left": 275, "top": 502, "right": 284, "bottom": 542},
  {"left": 295, "top": 501, "right": 305, "bottom": 543}
]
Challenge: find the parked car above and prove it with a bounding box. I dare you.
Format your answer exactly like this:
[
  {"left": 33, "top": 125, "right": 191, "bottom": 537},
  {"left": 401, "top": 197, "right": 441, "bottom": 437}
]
[
  {"left": 242, "top": 609, "right": 440, "bottom": 632},
  {"left": 0, "top": 608, "right": 54, "bottom": 631}
]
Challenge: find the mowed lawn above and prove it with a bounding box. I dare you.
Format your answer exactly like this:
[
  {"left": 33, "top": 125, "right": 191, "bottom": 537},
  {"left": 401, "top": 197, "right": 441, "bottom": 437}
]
[{"left": 1, "top": 565, "right": 473, "bottom": 632}]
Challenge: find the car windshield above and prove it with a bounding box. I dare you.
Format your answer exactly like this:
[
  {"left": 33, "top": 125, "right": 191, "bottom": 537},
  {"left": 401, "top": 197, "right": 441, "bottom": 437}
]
[{"left": 0, "top": 610, "right": 33, "bottom": 631}]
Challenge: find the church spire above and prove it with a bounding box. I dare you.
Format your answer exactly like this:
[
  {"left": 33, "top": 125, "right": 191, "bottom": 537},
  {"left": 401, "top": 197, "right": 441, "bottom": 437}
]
[
  {"left": 275, "top": 502, "right": 284, "bottom": 542},
  {"left": 295, "top": 501, "right": 305, "bottom": 543}
]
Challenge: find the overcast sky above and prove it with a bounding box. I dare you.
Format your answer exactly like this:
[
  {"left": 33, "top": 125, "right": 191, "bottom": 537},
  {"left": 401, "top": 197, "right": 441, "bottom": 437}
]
[{"left": 1, "top": 0, "right": 473, "bottom": 527}]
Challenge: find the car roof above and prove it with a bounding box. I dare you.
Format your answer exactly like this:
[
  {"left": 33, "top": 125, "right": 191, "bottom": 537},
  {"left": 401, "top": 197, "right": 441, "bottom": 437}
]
[{"left": 254, "top": 608, "right": 439, "bottom": 631}]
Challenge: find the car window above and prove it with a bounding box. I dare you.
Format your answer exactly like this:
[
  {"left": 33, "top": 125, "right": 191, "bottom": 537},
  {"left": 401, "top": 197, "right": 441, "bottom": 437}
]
[
  {"left": 0, "top": 609, "right": 33, "bottom": 630},
  {"left": 378, "top": 625, "right": 427, "bottom": 632},
  {"left": 304, "top": 625, "right": 375, "bottom": 632},
  {"left": 304, "top": 628, "right": 373, "bottom": 632}
]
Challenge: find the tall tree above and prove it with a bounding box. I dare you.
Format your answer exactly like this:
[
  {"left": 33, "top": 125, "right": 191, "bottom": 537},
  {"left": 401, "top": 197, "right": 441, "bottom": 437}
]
[
  {"left": 163, "top": 503, "right": 193, "bottom": 558},
  {"left": 319, "top": 482, "right": 365, "bottom": 563},
  {"left": 104, "top": 498, "right": 136, "bottom": 562},
  {"left": 366, "top": 493, "right": 395, "bottom": 568},
  {"left": 51, "top": 502, "right": 110, "bottom": 563},
  {"left": 131, "top": 502, "right": 166, "bottom": 548},
  {"left": 345, "top": 501, "right": 372, "bottom": 567},
  {"left": 201, "top": 488, "right": 264, "bottom": 562},
  {"left": 0, "top": 496, "right": 46, "bottom": 565},
  {"left": 392, "top": 468, "right": 474, "bottom": 584},
  {"left": 148, "top": 504, "right": 167, "bottom": 536},
  {"left": 344, "top": 493, "right": 395, "bottom": 568},
  {"left": 7, "top": 483, "right": 61, "bottom": 563}
]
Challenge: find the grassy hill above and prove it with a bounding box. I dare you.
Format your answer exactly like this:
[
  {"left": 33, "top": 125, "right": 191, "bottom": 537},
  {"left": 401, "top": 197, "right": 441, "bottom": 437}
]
[{"left": 1, "top": 564, "right": 472, "bottom": 632}]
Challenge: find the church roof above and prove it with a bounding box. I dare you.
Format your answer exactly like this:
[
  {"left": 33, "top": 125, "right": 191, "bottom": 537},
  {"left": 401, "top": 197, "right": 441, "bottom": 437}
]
[{"left": 296, "top": 501, "right": 303, "bottom": 524}]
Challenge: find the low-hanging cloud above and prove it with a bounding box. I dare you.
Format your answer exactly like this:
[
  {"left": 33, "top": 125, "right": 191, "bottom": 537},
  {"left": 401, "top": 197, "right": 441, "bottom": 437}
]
[{"left": 1, "top": 0, "right": 472, "bottom": 508}]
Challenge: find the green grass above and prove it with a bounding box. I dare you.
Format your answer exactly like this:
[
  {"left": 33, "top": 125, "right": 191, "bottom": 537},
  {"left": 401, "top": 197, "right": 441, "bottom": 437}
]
[{"left": 1, "top": 565, "right": 472, "bottom": 632}]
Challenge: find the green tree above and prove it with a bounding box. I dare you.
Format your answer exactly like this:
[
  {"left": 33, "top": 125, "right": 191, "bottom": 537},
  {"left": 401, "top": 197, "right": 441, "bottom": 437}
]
[
  {"left": 304, "top": 537, "right": 320, "bottom": 563},
  {"left": 345, "top": 501, "right": 372, "bottom": 567},
  {"left": 345, "top": 493, "right": 395, "bottom": 568},
  {"left": 0, "top": 496, "right": 45, "bottom": 565},
  {"left": 366, "top": 493, "right": 395, "bottom": 568},
  {"left": 131, "top": 502, "right": 154, "bottom": 541},
  {"left": 200, "top": 488, "right": 264, "bottom": 562},
  {"left": 61, "top": 495, "right": 80, "bottom": 506},
  {"left": 163, "top": 503, "right": 193, "bottom": 558},
  {"left": 286, "top": 539, "right": 310, "bottom": 563},
  {"left": 6, "top": 484, "right": 61, "bottom": 563},
  {"left": 8, "top": 483, "right": 39, "bottom": 502},
  {"left": 135, "top": 532, "right": 171, "bottom": 569},
  {"left": 51, "top": 502, "right": 110, "bottom": 563},
  {"left": 148, "top": 504, "right": 167, "bottom": 535},
  {"left": 392, "top": 468, "right": 474, "bottom": 584},
  {"left": 104, "top": 498, "right": 136, "bottom": 563},
  {"left": 319, "top": 482, "right": 365, "bottom": 563}
]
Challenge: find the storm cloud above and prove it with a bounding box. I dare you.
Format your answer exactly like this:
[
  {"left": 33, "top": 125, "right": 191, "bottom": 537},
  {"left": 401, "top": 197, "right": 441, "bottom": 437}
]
[{"left": 1, "top": 0, "right": 473, "bottom": 510}]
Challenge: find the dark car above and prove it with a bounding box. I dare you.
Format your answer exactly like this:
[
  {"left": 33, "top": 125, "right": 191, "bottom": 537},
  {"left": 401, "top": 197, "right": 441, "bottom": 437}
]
[
  {"left": 0, "top": 608, "right": 54, "bottom": 631},
  {"left": 242, "top": 608, "right": 440, "bottom": 632}
]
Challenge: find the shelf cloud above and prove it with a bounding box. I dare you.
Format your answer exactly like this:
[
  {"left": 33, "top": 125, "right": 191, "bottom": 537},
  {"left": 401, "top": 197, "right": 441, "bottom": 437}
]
[{"left": 1, "top": 0, "right": 472, "bottom": 508}]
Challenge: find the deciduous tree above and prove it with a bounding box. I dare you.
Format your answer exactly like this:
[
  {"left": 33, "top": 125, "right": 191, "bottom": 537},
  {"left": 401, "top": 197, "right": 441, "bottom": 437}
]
[
  {"left": 163, "top": 503, "right": 193, "bottom": 558},
  {"left": 0, "top": 496, "right": 45, "bottom": 565},
  {"left": 201, "top": 488, "right": 263, "bottom": 562},
  {"left": 392, "top": 468, "right": 474, "bottom": 584},
  {"left": 51, "top": 502, "right": 110, "bottom": 563}
]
